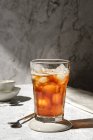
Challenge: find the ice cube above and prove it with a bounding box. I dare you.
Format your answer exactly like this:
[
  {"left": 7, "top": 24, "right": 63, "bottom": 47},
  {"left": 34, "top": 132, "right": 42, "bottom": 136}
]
[
  {"left": 57, "top": 74, "right": 66, "bottom": 80},
  {"left": 45, "top": 68, "right": 55, "bottom": 75},
  {"left": 56, "top": 64, "right": 69, "bottom": 74},
  {"left": 38, "top": 77, "right": 48, "bottom": 83},
  {"left": 55, "top": 64, "right": 65, "bottom": 72},
  {"left": 55, "top": 64, "right": 69, "bottom": 80},
  {"left": 32, "top": 64, "right": 44, "bottom": 73},
  {"left": 38, "top": 98, "right": 50, "bottom": 107}
]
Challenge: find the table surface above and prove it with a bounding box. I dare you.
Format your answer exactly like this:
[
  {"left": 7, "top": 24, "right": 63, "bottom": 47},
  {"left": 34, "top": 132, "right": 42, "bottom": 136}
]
[{"left": 0, "top": 84, "right": 93, "bottom": 140}]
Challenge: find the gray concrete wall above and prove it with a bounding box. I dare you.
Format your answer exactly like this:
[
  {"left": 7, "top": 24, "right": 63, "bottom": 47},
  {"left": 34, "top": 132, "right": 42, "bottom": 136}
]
[{"left": 0, "top": 0, "right": 93, "bottom": 92}]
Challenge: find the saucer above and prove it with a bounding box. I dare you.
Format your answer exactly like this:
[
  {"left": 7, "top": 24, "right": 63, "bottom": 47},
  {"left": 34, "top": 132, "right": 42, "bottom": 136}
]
[
  {"left": 0, "top": 87, "right": 21, "bottom": 101},
  {"left": 29, "top": 118, "right": 72, "bottom": 132}
]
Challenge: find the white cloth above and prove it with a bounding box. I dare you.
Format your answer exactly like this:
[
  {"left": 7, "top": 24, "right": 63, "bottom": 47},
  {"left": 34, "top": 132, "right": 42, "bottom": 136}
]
[{"left": 66, "top": 87, "right": 93, "bottom": 114}]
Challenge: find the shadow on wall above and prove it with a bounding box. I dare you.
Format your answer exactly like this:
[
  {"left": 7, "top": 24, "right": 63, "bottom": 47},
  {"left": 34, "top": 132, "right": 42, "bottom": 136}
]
[{"left": 69, "top": 60, "right": 93, "bottom": 92}]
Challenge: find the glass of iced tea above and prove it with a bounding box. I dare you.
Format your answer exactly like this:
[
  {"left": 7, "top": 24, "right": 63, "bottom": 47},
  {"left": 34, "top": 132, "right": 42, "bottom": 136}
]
[{"left": 29, "top": 59, "right": 72, "bottom": 132}]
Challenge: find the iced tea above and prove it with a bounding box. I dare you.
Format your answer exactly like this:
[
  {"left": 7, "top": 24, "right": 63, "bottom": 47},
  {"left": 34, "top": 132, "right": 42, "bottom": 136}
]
[{"left": 32, "top": 69, "right": 69, "bottom": 117}]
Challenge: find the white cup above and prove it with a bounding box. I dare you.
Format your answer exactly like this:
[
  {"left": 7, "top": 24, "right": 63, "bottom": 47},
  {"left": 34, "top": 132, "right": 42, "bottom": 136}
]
[{"left": 0, "top": 80, "right": 15, "bottom": 92}]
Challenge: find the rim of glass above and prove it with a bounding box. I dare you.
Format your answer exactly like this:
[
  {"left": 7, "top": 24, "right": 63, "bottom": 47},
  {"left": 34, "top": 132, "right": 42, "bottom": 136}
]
[{"left": 30, "top": 59, "right": 70, "bottom": 64}]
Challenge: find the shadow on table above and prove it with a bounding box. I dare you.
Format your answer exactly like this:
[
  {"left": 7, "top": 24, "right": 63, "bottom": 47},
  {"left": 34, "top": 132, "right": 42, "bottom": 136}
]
[
  {"left": 9, "top": 96, "right": 31, "bottom": 106},
  {"left": 70, "top": 118, "right": 93, "bottom": 129}
]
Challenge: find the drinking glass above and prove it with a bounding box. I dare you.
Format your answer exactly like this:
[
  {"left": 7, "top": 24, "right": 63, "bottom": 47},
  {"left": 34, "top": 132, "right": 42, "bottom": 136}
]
[{"left": 29, "top": 59, "right": 72, "bottom": 132}]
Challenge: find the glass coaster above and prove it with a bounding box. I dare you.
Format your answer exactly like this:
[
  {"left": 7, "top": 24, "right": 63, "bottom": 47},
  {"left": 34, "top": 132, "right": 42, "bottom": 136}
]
[{"left": 29, "top": 118, "right": 72, "bottom": 133}]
